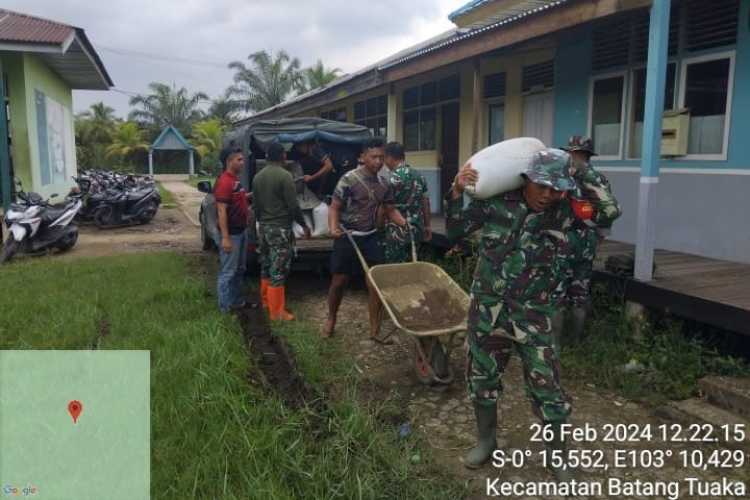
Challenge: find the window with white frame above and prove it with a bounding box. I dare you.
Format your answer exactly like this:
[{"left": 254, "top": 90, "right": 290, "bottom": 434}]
[
  {"left": 680, "top": 54, "right": 734, "bottom": 157},
  {"left": 484, "top": 72, "right": 506, "bottom": 145},
  {"left": 589, "top": 74, "right": 625, "bottom": 158},
  {"left": 321, "top": 107, "right": 347, "bottom": 122},
  {"left": 589, "top": 0, "right": 739, "bottom": 160},
  {"left": 628, "top": 63, "right": 677, "bottom": 158}
]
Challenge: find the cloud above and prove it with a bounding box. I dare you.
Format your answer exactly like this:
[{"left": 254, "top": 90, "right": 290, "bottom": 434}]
[{"left": 7, "top": 0, "right": 457, "bottom": 116}]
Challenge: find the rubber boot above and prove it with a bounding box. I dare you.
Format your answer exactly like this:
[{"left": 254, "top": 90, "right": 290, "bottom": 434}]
[
  {"left": 550, "top": 311, "right": 564, "bottom": 357},
  {"left": 567, "top": 305, "right": 589, "bottom": 345},
  {"left": 545, "top": 422, "right": 574, "bottom": 482},
  {"left": 464, "top": 401, "right": 498, "bottom": 469},
  {"left": 268, "top": 286, "right": 294, "bottom": 321},
  {"left": 260, "top": 278, "right": 270, "bottom": 310}
]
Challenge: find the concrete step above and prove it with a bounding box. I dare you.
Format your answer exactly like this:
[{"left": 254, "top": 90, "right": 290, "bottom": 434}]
[
  {"left": 699, "top": 376, "right": 750, "bottom": 419},
  {"left": 654, "top": 398, "right": 750, "bottom": 448}
]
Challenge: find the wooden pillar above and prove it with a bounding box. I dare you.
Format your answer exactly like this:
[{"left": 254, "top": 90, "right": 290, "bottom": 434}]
[
  {"left": 471, "top": 57, "right": 481, "bottom": 155},
  {"left": 0, "top": 59, "right": 11, "bottom": 211},
  {"left": 148, "top": 150, "right": 154, "bottom": 176}
]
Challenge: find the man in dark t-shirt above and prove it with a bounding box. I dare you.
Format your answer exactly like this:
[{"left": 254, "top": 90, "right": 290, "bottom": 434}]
[
  {"left": 214, "top": 146, "right": 250, "bottom": 313},
  {"left": 295, "top": 142, "right": 334, "bottom": 198},
  {"left": 323, "top": 137, "right": 406, "bottom": 342}
]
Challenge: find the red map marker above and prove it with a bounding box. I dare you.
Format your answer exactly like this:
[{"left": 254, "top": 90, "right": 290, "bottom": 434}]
[{"left": 68, "top": 400, "right": 83, "bottom": 424}]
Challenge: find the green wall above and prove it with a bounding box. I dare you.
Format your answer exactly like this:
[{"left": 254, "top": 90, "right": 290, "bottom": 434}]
[{"left": 23, "top": 53, "right": 76, "bottom": 198}]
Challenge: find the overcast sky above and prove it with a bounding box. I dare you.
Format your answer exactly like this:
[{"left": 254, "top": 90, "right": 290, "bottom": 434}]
[{"left": 10, "top": 0, "right": 459, "bottom": 117}]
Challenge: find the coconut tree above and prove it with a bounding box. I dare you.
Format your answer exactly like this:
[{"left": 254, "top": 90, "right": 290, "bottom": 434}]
[
  {"left": 299, "top": 60, "right": 342, "bottom": 93},
  {"left": 207, "top": 89, "right": 242, "bottom": 126},
  {"left": 190, "top": 119, "right": 225, "bottom": 174},
  {"left": 228, "top": 50, "right": 303, "bottom": 113},
  {"left": 128, "top": 82, "right": 208, "bottom": 138},
  {"left": 106, "top": 122, "right": 150, "bottom": 171},
  {"left": 75, "top": 103, "right": 120, "bottom": 169}
]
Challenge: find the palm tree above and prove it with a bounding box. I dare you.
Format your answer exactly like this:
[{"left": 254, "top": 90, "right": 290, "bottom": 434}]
[
  {"left": 75, "top": 102, "right": 119, "bottom": 168},
  {"left": 228, "top": 50, "right": 303, "bottom": 113},
  {"left": 191, "top": 119, "right": 225, "bottom": 174},
  {"left": 299, "top": 60, "right": 342, "bottom": 93},
  {"left": 106, "top": 122, "right": 150, "bottom": 170},
  {"left": 207, "top": 90, "right": 242, "bottom": 126},
  {"left": 128, "top": 82, "right": 208, "bottom": 137}
]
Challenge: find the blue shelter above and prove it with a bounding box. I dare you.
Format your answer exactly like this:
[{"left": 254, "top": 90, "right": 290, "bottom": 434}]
[{"left": 149, "top": 125, "right": 195, "bottom": 176}]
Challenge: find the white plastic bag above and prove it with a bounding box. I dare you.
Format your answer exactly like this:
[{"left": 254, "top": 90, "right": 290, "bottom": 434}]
[
  {"left": 293, "top": 213, "right": 314, "bottom": 238},
  {"left": 311, "top": 202, "right": 329, "bottom": 238},
  {"left": 464, "top": 137, "right": 546, "bottom": 199}
]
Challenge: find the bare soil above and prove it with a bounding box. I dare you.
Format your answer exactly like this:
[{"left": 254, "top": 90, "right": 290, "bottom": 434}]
[{"left": 62, "top": 207, "right": 200, "bottom": 259}]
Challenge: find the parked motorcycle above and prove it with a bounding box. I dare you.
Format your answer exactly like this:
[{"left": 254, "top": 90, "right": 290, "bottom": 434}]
[
  {"left": 1, "top": 181, "right": 83, "bottom": 264},
  {"left": 69, "top": 170, "right": 160, "bottom": 228}
]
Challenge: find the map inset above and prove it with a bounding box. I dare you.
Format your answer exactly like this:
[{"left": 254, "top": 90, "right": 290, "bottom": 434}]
[{"left": 0, "top": 351, "right": 150, "bottom": 499}]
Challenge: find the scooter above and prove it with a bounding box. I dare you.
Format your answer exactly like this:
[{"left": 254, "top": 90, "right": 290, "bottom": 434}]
[
  {"left": 1, "top": 182, "right": 83, "bottom": 264},
  {"left": 91, "top": 186, "right": 160, "bottom": 228}
]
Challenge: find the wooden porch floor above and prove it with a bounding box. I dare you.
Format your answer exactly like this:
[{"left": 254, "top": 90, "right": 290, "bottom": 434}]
[{"left": 431, "top": 216, "right": 750, "bottom": 336}]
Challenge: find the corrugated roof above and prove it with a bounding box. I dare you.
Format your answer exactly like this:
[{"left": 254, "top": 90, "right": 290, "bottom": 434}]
[
  {"left": 449, "top": 0, "right": 498, "bottom": 22},
  {"left": 379, "top": 0, "right": 569, "bottom": 69},
  {"left": 0, "top": 9, "right": 74, "bottom": 45}
]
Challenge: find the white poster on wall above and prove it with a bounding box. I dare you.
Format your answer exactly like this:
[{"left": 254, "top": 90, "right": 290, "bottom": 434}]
[{"left": 35, "top": 89, "right": 73, "bottom": 186}]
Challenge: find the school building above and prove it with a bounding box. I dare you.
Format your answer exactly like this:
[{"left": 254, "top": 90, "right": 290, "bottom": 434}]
[{"left": 236, "top": 0, "right": 749, "bottom": 265}]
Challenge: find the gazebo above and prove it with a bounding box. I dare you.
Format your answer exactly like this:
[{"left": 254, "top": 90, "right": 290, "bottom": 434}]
[{"left": 148, "top": 125, "right": 195, "bottom": 176}]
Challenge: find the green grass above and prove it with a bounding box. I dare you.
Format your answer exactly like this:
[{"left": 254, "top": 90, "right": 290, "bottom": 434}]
[
  {"left": 0, "top": 254, "right": 465, "bottom": 499},
  {"left": 561, "top": 285, "right": 750, "bottom": 405},
  {"left": 156, "top": 182, "right": 177, "bottom": 208}
]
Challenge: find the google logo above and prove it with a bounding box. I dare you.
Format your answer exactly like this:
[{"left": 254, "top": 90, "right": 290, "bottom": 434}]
[{"left": 2, "top": 485, "right": 38, "bottom": 497}]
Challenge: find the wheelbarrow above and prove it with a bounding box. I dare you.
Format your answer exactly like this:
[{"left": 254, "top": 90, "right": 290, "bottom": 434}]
[{"left": 345, "top": 228, "right": 469, "bottom": 386}]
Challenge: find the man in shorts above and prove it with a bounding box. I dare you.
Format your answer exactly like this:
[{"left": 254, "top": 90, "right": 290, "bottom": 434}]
[{"left": 323, "top": 137, "right": 406, "bottom": 341}]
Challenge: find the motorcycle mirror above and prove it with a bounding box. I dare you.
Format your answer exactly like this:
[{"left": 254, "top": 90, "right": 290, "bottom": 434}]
[{"left": 50, "top": 193, "right": 59, "bottom": 199}]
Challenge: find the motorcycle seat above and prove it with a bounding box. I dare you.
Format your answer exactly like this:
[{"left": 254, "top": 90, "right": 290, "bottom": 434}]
[{"left": 42, "top": 207, "right": 69, "bottom": 223}]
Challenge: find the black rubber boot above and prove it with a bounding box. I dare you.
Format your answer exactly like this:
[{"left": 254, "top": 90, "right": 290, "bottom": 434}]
[
  {"left": 545, "top": 421, "right": 574, "bottom": 482},
  {"left": 464, "top": 401, "right": 498, "bottom": 469},
  {"left": 567, "top": 305, "right": 589, "bottom": 345},
  {"left": 550, "top": 311, "right": 564, "bottom": 357}
]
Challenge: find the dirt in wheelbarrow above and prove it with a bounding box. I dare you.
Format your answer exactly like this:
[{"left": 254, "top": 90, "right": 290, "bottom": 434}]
[{"left": 388, "top": 289, "right": 466, "bottom": 332}]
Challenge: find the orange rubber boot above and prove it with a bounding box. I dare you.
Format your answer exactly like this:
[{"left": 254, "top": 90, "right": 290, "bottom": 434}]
[
  {"left": 260, "top": 279, "right": 270, "bottom": 309},
  {"left": 268, "top": 286, "right": 295, "bottom": 321}
]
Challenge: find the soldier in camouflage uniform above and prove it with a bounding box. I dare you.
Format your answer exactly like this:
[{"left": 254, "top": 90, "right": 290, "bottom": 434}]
[
  {"left": 252, "top": 143, "right": 310, "bottom": 321},
  {"left": 381, "top": 142, "right": 432, "bottom": 263},
  {"left": 556, "top": 136, "right": 615, "bottom": 348},
  {"left": 446, "top": 148, "right": 621, "bottom": 477}
]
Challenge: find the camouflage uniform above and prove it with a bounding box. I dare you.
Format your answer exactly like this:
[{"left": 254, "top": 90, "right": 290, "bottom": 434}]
[
  {"left": 560, "top": 136, "right": 616, "bottom": 308},
  {"left": 446, "top": 150, "right": 621, "bottom": 423},
  {"left": 564, "top": 163, "right": 615, "bottom": 307},
  {"left": 258, "top": 224, "right": 294, "bottom": 287},
  {"left": 382, "top": 163, "right": 429, "bottom": 263}
]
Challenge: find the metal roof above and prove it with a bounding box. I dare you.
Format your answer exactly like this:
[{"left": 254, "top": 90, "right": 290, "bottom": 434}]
[
  {"left": 379, "top": 0, "right": 570, "bottom": 70},
  {"left": 151, "top": 125, "right": 193, "bottom": 151},
  {"left": 0, "top": 9, "right": 112, "bottom": 90}
]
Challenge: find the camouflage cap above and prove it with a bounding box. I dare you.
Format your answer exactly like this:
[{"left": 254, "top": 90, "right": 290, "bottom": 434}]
[
  {"left": 523, "top": 148, "right": 577, "bottom": 192},
  {"left": 561, "top": 135, "right": 597, "bottom": 156}
]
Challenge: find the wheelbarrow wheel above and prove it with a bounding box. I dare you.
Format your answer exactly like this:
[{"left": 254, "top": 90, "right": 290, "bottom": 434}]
[{"left": 414, "top": 338, "right": 450, "bottom": 385}]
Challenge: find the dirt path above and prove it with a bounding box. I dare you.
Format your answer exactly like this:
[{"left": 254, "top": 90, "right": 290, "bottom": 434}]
[
  {"left": 159, "top": 180, "right": 204, "bottom": 227},
  {"left": 286, "top": 273, "right": 748, "bottom": 499}
]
